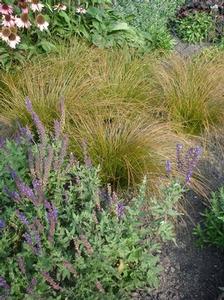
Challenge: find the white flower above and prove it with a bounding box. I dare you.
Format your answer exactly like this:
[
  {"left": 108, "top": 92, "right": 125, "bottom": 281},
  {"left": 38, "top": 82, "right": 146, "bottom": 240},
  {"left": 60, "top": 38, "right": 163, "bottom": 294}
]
[
  {"left": 15, "top": 14, "right": 31, "bottom": 29},
  {"left": 76, "top": 7, "right": 86, "bottom": 14},
  {"left": 7, "top": 33, "right": 21, "bottom": 49},
  {"left": 211, "top": 4, "right": 219, "bottom": 11},
  {"left": 53, "top": 3, "right": 67, "bottom": 11},
  {"left": 30, "top": 0, "right": 44, "bottom": 12},
  {"left": 1, "top": 15, "right": 15, "bottom": 27},
  {"left": 36, "top": 14, "right": 49, "bottom": 31}
]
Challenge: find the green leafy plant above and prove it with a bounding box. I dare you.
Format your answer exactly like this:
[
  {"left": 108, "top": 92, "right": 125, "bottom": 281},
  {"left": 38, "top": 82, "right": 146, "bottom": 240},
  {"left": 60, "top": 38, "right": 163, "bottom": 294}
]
[
  {"left": 0, "top": 98, "right": 183, "bottom": 299},
  {"left": 195, "top": 187, "right": 224, "bottom": 248},
  {"left": 176, "top": 12, "right": 215, "bottom": 44},
  {"left": 114, "top": 0, "right": 185, "bottom": 50}
]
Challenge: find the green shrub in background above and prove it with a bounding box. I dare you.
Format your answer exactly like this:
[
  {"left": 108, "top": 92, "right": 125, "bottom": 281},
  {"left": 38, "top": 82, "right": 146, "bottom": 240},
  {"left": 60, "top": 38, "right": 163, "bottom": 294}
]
[
  {"left": 0, "top": 98, "right": 183, "bottom": 299},
  {"left": 176, "top": 12, "right": 216, "bottom": 44},
  {"left": 114, "top": 0, "right": 185, "bottom": 50},
  {"left": 0, "top": 0, "right": 146, "bottom": 71},
  {"left": 195, "top": 187, "right": 224, "bottom": 248}
]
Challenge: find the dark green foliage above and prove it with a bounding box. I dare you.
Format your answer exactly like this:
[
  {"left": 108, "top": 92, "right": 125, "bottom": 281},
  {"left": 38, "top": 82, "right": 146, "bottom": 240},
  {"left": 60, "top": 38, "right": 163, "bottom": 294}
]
[
  {"left": 195, "top": 187, "right": 224, "bottom": 247},
  {"left": 176, "top": 12, "right": 215, "bottom": 44}
]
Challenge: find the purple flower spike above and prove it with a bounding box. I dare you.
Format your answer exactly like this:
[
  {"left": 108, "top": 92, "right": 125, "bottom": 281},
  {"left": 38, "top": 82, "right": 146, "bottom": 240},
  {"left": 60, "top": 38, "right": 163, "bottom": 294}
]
[
  {"left": 17, "top": 256, "right": 26, "bottom": 274},
  {"left": 26, "top": 277, "right": 37, "bottom": 294},
  {"left": 0, "top": 276, "right": 10, "bottom": 290},
  {"left": 176, "top": 144, "right": 183, "bottom": 171},
  {"left": 16, "top": 181, "right": 36, "bottom": 205},
  {"left": 54, "top": 120, "right": 61, "bottom": 140},
  {"left": 16, "top": 210, "right": 29, "bottom": 226},
  {"left": 0, "top": 219, "right": 5, "bottom": 230},
  {"left": 0, "top": 137, "right": 6, "bottom": 148},
  {"left": 116, "top": 203, "right": 125, "bottom": 219},
  {"left": 23, "top": 232, "right": 33, "bottom": 246},
  {"left": 165, "top": 160, "right": 172, "bottom": 176},
  {"left": 25, "top": 97, "right": 46, "bottom": 145}
]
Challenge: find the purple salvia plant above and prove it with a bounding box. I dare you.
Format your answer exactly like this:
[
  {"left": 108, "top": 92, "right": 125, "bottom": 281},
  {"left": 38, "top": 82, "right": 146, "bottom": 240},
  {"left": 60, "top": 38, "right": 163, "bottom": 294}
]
[
  {"left": 33, "top": 217, "right": 44, "bottom": 233},
  {"left": 116, "top": 203, "right": 125, "bottom": 219},
  {"left": 0, "top": 277, "right": 10, "bottom": 290},
  {"left": 44, "top": 201, "right": 57, "bottom": 243},
  {"left": 165, "top": 160, "right": 172, "bottom": 177},
  {"left": 0, "top": 219, "right": 5, "bottom": 230},
  {"left": 54, "top": 120, "right": 61, "bottom": 140},
  {"left": 3, "top": 187, "right": 21, "bottom": 204},
  {"left": 0, "top": 137, "right": 6, "bottom": 148},
  {"left": 17, "top": 256, "right": 26, "bottom": 274},
  {"left": 16, "top": 210, "right": 29, "bottom": 226},
  {"left": 63, "top": 261, "right": 77, "bottom": 276},
  {"left": 92, "top": 210, "right": 99, "bottom": 224},
  {"left": 32, "top": 179, "right": 44, "bottom": 205},
  {"left": 23, "top": 232, "right": 33, "bottom": 246},
  {"left": 23, "top": 232, "right": 40, "bottom": 255},
  {"left": 175, "top": 144, "right": 202, "bottom": 184},
  {"left": 42, "top": 272, "right": 62, "bottom": 291},
  {"left": 26, "top": 277, "right": 37, "bottom": 294},
  {"left": 33, "top": 230, "right": 42, "bottom": 254},
  {"left": 43, "top": 145, "right": 54, "bottom": 187},
  {"left": 176, "top": 144, "right": 184, "bottom": 171},
  {"left": 54, "top": 135, "right": 68, "bottom": 171},
  {"left": 16, "top": 180, "right": 37, "bottom": 205},
  {"left": 79, "top": 234, "right": 94, "bottom": 255},
  {"left": 28, "top": 149, "right": 36, "bottom": 178},
  {"left": 25, "top": 97, "right": 47, "bottom": 145},
  {"left": 73, "top": 238, "right": 81, "bottom": 256},
  {"left": 184, "top": 146, "right": 202, "bottom": 183},
  {"left": 34, "top": 153, "right": 42, "bottom": 183}
]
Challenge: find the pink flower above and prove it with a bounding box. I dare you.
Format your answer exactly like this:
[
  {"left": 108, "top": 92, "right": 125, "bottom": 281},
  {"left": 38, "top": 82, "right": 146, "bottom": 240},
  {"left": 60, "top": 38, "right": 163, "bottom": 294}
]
[
  {"left": 7, "top": 33, "right": 21, "bottom": 48},
  {"left": 0, "top": 27, "right": 11, "bottom": 42},
  {"left": 1, "top": 14, "right": 15, "bottom": 27},
  {"left": 30, "top": 0, "right": 44, "bottom": 12},
  {"left": 15, "top": 13, "right": 31, "bottom": 29},
  {"left": 0, "top": 3, "right": 13, "bottom": 15},
  {"left": 36, "top": 14, "right": 49, "bottom": 31},
  {"left": 22, "top": 7, "right": 29, "bottom": 14}
]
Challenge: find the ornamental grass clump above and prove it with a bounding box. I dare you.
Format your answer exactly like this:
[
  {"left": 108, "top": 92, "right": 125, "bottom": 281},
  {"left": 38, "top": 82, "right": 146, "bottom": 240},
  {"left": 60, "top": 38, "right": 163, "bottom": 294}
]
[
  {"left": 151, "top": 54, "right": 224, "bottom": 135},
  {"left": 0, "top": 98, "right": 184, "bottom": 299},
  {"left": 68, "top": 110, "right": 189, "bottom": 190}
]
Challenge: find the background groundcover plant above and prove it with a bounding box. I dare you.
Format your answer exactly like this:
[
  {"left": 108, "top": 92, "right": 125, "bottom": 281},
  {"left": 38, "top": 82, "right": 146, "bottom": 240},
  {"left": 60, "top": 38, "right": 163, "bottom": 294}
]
[
  {"left": 0, "top": 97, "right": 186, "bottom": 299},
  {"left": 0, "top": 0, "right": 149, "bottom": 70}
]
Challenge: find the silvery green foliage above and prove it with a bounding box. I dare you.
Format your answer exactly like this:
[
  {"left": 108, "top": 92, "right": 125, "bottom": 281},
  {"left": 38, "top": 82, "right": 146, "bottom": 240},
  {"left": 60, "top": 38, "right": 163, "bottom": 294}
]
[
  {"left": 114, "top": 0, "right": 185, "bottom": 50},
  {"left": 0, "top": 99, "right": 183, "bottom": 299}
]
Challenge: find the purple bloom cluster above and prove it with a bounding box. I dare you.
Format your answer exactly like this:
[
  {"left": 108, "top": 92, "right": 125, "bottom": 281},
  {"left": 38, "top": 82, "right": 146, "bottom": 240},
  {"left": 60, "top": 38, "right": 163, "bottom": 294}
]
[
  {"left": 17, "top": 256, "right": 26, "bottom": 274},
  {"left": 0, "top": 219, "right": 5, "bottom": 230},
  {"left": 23, "top": 231, "right": 41, "bottom": 255},
  {"left": 4, "top": 185, "right": 21, "bottom": 204},
  {"left": 26, "top": 277, "right": 37, "bottom": 294},
  {"left": 116, "top": 202, "right": 125, "bottom": 219},
  {"left": 0, "top": 137, "right": 6, "bottom": 148},
  {"left": 0, "top": 276, "right": 10, "bottom": 290},
  {"left": 25, "top": 97, "right": 46, "bottom": 145},
  {"left": 165, "top": 160, "right": 172, "bottom": 176},
  {"left": 44, "top": 200, "right": 58, "bottom": 243},
  {"left": 175, "top": 144, "right": 202, "bottom": 184},
  {"left": 16, "top": 210, "right": 29, "bottom": 226}
]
